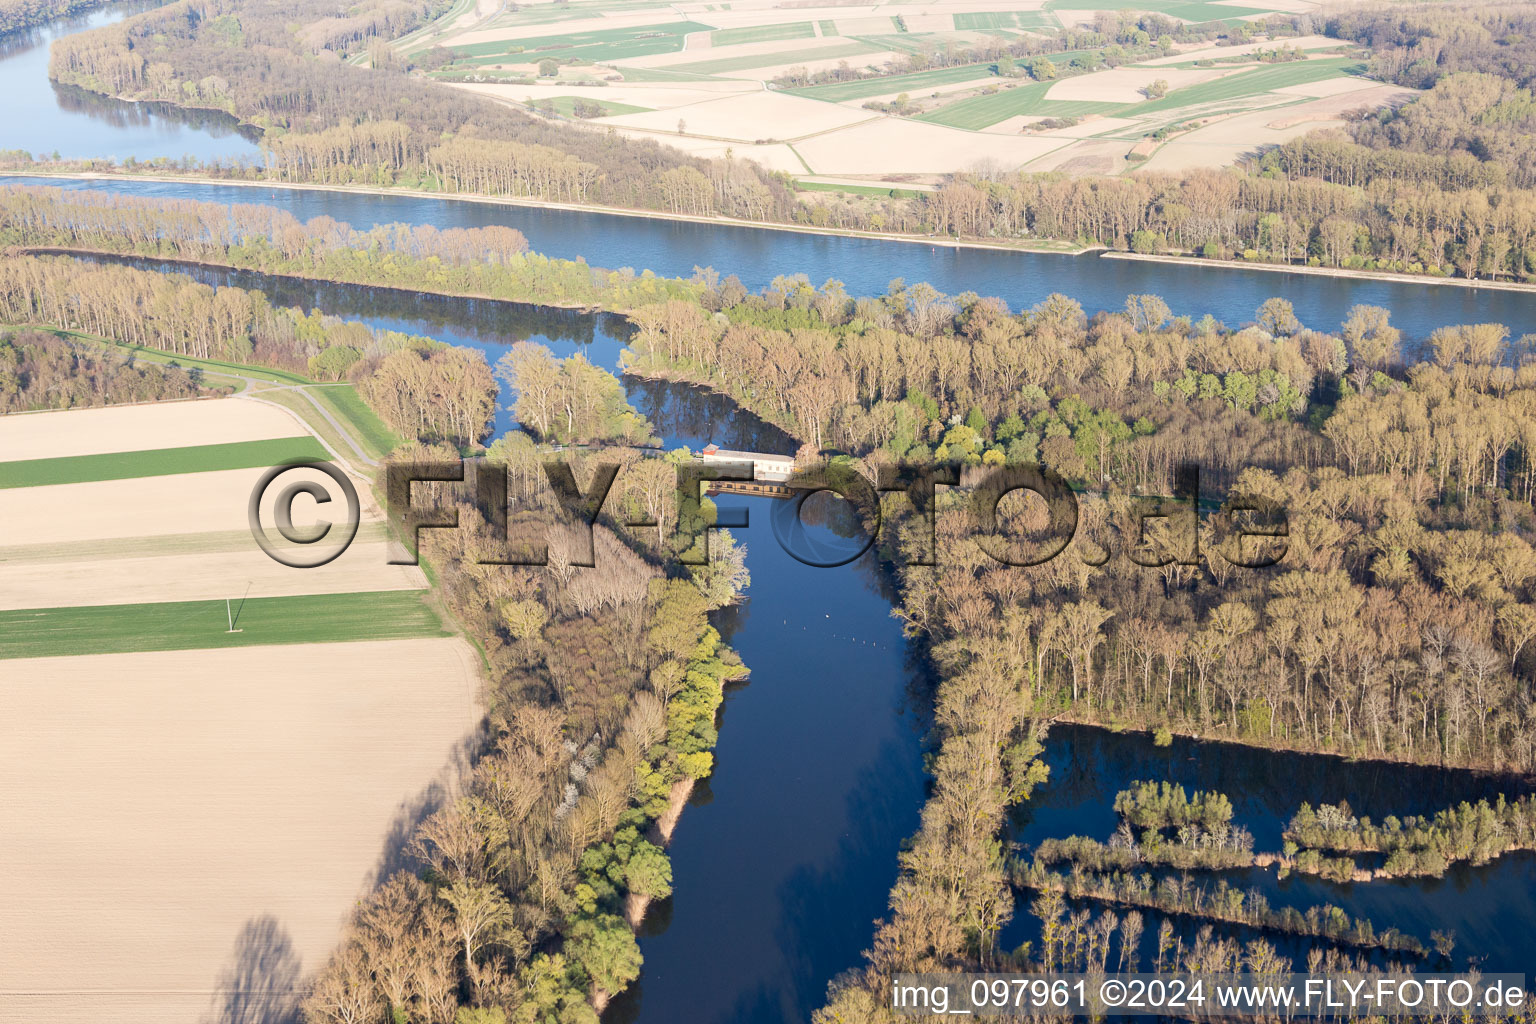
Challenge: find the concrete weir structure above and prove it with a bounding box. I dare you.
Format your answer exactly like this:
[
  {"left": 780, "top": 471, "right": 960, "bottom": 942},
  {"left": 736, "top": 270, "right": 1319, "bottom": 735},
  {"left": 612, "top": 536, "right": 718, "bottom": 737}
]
[{"left": 698, "top": 443, "right": 796, "bottom": 496}]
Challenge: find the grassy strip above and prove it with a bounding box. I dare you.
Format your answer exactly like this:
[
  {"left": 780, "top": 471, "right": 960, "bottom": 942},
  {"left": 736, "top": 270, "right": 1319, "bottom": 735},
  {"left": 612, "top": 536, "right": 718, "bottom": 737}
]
[
  {"left": 793, "top": 179, "right": 925, "bottom": 198},
  {"left": 1134, "top": 57, "right": 1367, "bottom": 114},
  {"left": 710, "top": 21, "right": 813, "bottom": 46},
  {"left": 308, "top": 385, "right": 402, "bottom": 461},
  {"left": 24, "top": 327, "right": 312, "bottom": 387},
  {"left": 26, "top": 329, "right": 397, "bottom": 462},
  {"left": 530, "top": 95, "right": 653, "bottom": 117},
  {"left": 670, "top": 41, "right": 876, "bottom": 75},
  {"left": 606, "top": 65, "right": 715, "bottom": 82},
  {"left": 918, "top": 80, "right": 1123, "bottom": 129},
  {"left": 248, "top": 389, "right": 367, "bottom": 463},
  {"left": 0, "top": 590, "right": 446, "bottom": 659},
  {"left": 788, "top": 62, "right": 998, "bottom": 102},
  {"left": 0, "top": 436, "right": 328, "bottom": 489}
]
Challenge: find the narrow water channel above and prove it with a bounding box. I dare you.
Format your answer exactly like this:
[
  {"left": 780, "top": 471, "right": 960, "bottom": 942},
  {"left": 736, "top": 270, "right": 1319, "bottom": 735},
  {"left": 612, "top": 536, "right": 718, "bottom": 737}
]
[{"left": 609, "top": 495, "right": 930, "bottom": 1024}]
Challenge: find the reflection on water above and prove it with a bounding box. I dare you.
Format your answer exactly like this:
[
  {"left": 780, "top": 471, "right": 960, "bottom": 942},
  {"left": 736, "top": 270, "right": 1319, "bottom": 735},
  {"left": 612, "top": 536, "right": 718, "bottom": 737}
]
[
  {"left": 0, "top": 2, "right": 259, "bottom": 163},
  {"left": 6, "top": 175, "right": 1535, "bottom": 342},
  {"left": 1002, "top": 725, "right": 1536, "bottom": 971},
  {"left": 72, "top": 253, "right": 795, "bottom": 451},
  {"left": 607, "top": 496, "right": 932, "bottom": 1024}
]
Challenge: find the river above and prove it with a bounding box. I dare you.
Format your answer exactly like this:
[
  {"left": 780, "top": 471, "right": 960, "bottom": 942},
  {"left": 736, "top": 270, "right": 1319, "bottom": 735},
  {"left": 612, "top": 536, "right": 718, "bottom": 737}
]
[
  {"left": 0, "top": 3, "right": 259, "bottom": 164},
  {"left": 6, "top": 5, "right": 1536, "bottom": 1018},
  {"left": 10, "top": 174, "right": 1536, "bottom": 344}
]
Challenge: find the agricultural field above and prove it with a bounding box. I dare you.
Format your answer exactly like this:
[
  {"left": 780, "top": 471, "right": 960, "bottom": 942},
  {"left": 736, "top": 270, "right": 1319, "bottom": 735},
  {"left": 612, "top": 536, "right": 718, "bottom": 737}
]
[
  {"left": 787, "top": 62, "right": 1001, "bottom": 103},
  {"left": 527, "top": 94, "right": 655, "bottom": 117},
  {"left": 0, "top": 436, "right": 329, "bottom": 489},
  {"left": 0, "top": 396, "right": 479, "bottom": 1021},
  {"left": 0, "top": 638, "right": 480, "bottom": 1024},
  {"left": 423, "top": 0, "right": 1355, "bottom": 184},
  {"left": 916, "top": 79, "right": 1125, "bottom": 129}
]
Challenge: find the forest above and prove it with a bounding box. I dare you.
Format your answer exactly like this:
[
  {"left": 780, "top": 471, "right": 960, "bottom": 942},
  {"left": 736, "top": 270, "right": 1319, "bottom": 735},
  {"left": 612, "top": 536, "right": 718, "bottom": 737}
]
[
  {"left": 10, "top": 184, "right": 1536, "bottom": 777},
  {"left": 0, "top": 0, "right": 103, "bottom": 35},
  {"left": 626, "top": 275, "right": 1536, "bottom": 773},
  {"left": 0, "top": 253, "right": 502, "bottom": 446},
  {"left": 42, "top": 0, "right": 797, "bottom": 219},
  {"left": 0, "top": 327, "right": 219, "bottom": 410},
  {"left": 295, "top": 438, "right": 750, "bottom": 1022}
]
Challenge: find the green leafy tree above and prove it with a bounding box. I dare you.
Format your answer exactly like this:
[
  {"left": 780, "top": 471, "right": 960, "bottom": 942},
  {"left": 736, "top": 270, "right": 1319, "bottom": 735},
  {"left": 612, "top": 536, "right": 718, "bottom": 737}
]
[{"left": 567, "top": 914, "right": 643, "bottom": 999}]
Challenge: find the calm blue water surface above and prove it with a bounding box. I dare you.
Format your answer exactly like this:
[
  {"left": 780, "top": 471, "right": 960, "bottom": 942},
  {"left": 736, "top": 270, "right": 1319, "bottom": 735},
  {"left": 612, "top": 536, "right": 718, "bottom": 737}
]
[
  {"left": 0, "top": 4, "right": 259, "bottom": 163},
  {"left": 10, "top": 174, "right": 1536, "bottom": 342}
]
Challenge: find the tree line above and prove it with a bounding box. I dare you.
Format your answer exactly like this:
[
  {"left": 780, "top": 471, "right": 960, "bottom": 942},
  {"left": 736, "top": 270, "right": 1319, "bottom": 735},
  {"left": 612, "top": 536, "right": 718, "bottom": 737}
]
[
  {"left": 44, "top": 0, "right": 799, "bottom": 219},
  {"left": 0, "top": 0, "right": 106, "bottom": 35},
  {"left": 0, "top": 254, "right": 496, "bottom": 446},
  {"left": 0, "top": 185, "right": 702, "bottom": 312},
  {"left": 1286, "top": 794, "right": 1536, "bottom": 877},
  {"left": 303, "top": 463, "right": 744, "bottom": 1022},
  {"left": 0, "top": 327, "right": 219, "bottom": 411}
]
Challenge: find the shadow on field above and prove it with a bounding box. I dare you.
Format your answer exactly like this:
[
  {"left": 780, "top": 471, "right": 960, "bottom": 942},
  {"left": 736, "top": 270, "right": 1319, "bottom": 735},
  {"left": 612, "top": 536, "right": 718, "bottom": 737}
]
[
  {"left": 206, "top": 915, "right": 301, "bottom": 1024},
  {"left": 369, "top": 723, "right": 486, "bottom": 888}
]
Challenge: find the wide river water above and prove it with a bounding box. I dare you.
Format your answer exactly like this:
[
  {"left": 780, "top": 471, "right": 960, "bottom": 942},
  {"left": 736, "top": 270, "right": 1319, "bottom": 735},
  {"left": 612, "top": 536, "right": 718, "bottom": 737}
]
[{"left": 6, "top": 5, "right": 1536, "bottom": 1017}]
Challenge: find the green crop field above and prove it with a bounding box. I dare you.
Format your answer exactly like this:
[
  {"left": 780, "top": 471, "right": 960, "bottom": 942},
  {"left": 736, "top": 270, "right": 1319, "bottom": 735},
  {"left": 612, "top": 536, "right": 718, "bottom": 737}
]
[
  {"left": 447, "top": 20, "right": 712, "bottom": 65},
  {"left": 529, "top": 94, "right": 654, "bottom": 117},
  {"left": 955, "top": 11, "right": 1055, "bottom": 31},
  {"left": 918, "top": 80, "right": 1124, "bottom": 129},
  {"left": 0, "top": 436, "right": 329, "bottom": 490},
  {"left": 670, "top": 41, "right": 876, "bottom": 75},
  {"left": 486, "top": 0, "right": 668, "bottom": 28},
  {"left": 852, "top": 32, "right": 942, "bottom": 55},
  {"left": 1133, "top": 57, "right": 1368, "bottom": 114},
  {"left": 615, "top": 66, "right": 719, "bottom": 82},
  {"left": 788, "top": 62, "right": 997, "bottom": 102},
  {"left": 793, "top": 180, "right": 925, "bottom": 198},
  {"left": 710, "top": 21, "right": 813, "bottom": 46},
  {"left": 1044, "top": 0, "right": 1272, "bottom": 19},
  {"left": 818, "top": 19, "right": 839, "bottom": 36},
  {"left": 0, "top": 591, "right": 447, "bottom": 660}
]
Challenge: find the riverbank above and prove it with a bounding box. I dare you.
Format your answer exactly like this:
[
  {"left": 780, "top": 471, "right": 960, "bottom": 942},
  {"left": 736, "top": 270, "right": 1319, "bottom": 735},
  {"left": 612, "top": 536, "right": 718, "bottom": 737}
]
[
  {"left": 4, "top": 169, "right": 1096, "bottom": 257},
  {"left": 15, "top": 169, "right": 1534, "bottom": 294},
  {"left": 1104, "top": 251, "right": 1536, "bottom": 295},
  {"left": 0, "top": 0, "right": 116, "bottom": 38},
  {"left": 1048, "top": 711, "right": 1536, "bottom": 782},
  {"left": 15, "top": 245, "right": 612, "bottom": 314}
]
